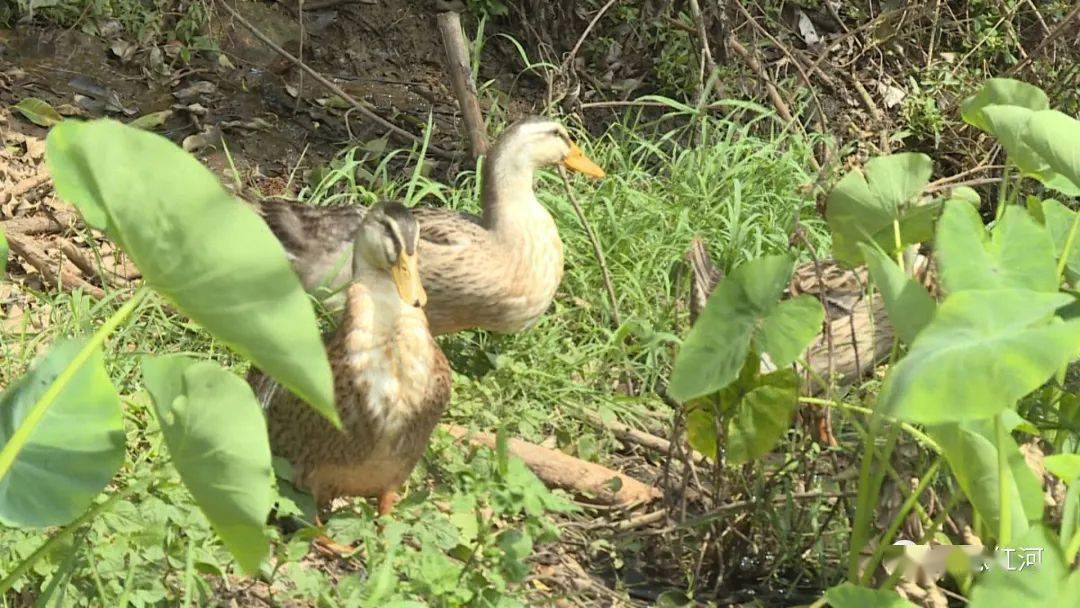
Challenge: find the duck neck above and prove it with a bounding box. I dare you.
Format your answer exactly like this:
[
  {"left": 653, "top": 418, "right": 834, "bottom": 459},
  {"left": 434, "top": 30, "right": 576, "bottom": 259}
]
[
  {"left": 342, "top": 268, "right": 404, "bottom": 334},
  {"left": 480, "top": 148, "right": 546, "bottom": 234}
]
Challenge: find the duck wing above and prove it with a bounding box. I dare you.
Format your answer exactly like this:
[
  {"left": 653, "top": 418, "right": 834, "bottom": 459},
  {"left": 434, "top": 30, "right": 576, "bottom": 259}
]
[
  {"left": 255, "top": 201, "right": 365, "bottom": 296},
  {"left": 411, "top": 206, "right": 485, "bottom": 247}
]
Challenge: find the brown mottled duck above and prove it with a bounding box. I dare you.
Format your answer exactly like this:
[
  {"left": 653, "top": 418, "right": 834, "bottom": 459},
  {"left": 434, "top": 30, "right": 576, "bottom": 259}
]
[
  {"left": 251, "top": 202, "right": 451, "bottom": 549},
  {"left": 255, "top": 116, "right": 605, "bottom": 336}
]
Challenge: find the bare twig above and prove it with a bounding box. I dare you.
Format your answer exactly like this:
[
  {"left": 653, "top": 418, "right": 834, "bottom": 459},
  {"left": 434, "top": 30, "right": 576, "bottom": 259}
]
[
  {"left": 216, "top": 0, "right": 452, "bottom": 159},
  {"left": 681, "top": 491, "right": 854, "bottom": 528},
  {"left": 1008, "top": 2, "right": 1080, "bottom": 76},
  {"left": 686, "top": 0, "right": 717, "bottom": 95},
  {"left": 437, "top": 11, "right": 489, "bottom": 159},
  {"left": 564, "top": 0, "right": 619, "bottom": 69},
  {"left": 726, "top": 35, "right": 823, "bottom": 170},
  {"left": 56, "top": 238, "right": 104, "bottom": 284},
  {"left": 725, "top": 37, "right": 793, "bottom": 123},
  {"left": 559, "top": 166, "right": 622, "bottom": 328}
]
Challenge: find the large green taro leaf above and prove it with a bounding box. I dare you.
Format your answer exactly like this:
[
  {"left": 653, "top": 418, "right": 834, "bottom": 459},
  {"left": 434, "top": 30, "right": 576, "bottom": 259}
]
[
  {"left": 968, "top": 526, "right": 1080, "bottom": 608},
  {"left": 928, "top": 420, "right": 1043, "bottom": 542},
  {"left": 669, "top": 255, "right": 822, "bottom": 402},
  {"left": 859, "top": 244, "right": 935, "bottom": 345},
  {"left": 724, "top": 368, "right": 798, "bottom": 465},
  {"left": 685, "top": 360, "right": 798, "bottom": 464},
  {"left": 823, "top": 584, "right": 918, "bottom": 608},
  {"left": 46, "top": 120, "right": 336, "bottom": 426},
  {"left": 958, "top": 79, "right": 1079, "bottom": 194},
  {"left": 142, "top": 355, "right": 274, "bottom": 573},
  {"left": 880, "top": 289, "right": 1080, "bottom": 424},
  {"left": 0, "top": 339, "right": 124, "bottom": 527},
  {"left": 959, "top": 78, "right": 1049, "bottom": 129},
  {"left": 936, "top": 202, "right": 1057, "bottom": 294},
  {"left": 1023, "top": 110, "right": 1080, "bottom": 192},
  {"left": 825, "top": 153, "right": 934, "bottom": 266},
  {"left": 1041, "top": 200, "right": 1080, "bottom": 284}
]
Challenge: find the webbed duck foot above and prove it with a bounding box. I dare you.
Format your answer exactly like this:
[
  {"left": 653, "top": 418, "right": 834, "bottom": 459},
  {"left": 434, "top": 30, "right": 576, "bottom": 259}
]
[
  {"left": 311, "top": 534, "right": 358, "bottom": 558},
  {"left": 311, "top": 511, "right": 358, "bottom": 559}
]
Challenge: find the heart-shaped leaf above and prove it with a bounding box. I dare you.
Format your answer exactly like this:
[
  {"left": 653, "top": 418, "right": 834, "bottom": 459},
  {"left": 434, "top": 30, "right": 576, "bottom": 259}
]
[
  {"left": 826, "top": 153, "right": 934, "bottom": 265},
  {"left": 979, "top": 105, "right": 1079, "bottom": 196},
  {"left": 936, "top": 202, "right": 1057, "bottom": 293},
  {"left": 960, "top": 78, "right": 1049, "bottom": 130},
  {"left": 1023, "top": 110, "right": 1080, "bottom": 191},
  {"left": 859, "top": 244, "right": 935, "bottom": 344},
  {"left": 669, "top": 255, "right": 822, "bottom": 402},
  {"left": 142, "top": 355, "right": 274, "bottom": 573},
  {"left": 823, "top": 583, "right": 918, "bottom": 608},
  {"left": 1041, "top": 200, "right": 1080, "bottom": 284},
  {"left": 1045, "top": 454, "right": 1080, "bottom": 485},
  {"left": 959, "top": 79, "right": 1077, "bottom": 195},
  {"left": 0, "top": 339, "right": 124, "bottom": 527},
  {"left": 880, "top": 289, "right": 1080, "bottom": 424},
  {"left": 725, "top": 369, "right": 798, "bottom": 465},
  {"left": 46, "top": 120, "right": 336, "bottom": 426},
  {"left": 13, "top": 97, "right": 63, "bottom": 128},
  {"left": 928, "top": 420, "right": 1043, "bottom": 541},
  {"left": 1063, "top": 483, "right": 1080, "bottom": 561},
  {"left": 968, "top": 526, "right": 1080, "bottom": 607}
]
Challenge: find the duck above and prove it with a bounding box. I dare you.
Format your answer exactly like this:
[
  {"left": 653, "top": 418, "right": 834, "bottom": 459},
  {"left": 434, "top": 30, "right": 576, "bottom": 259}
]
[
  {"left": 249, "top": 202, "right": 451, "bottom": 550},
  {"left": 255, "top": 116, "right": 605, "bottom": 336}
]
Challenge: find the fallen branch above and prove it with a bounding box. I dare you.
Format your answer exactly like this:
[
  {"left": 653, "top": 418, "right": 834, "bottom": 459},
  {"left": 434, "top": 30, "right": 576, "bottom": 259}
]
[
  {"left": 216, "top": 0, "right": 453, "bottom": 159},
  {"left": 437, "top": 10, "right": 489, "bottom": 160},
  {"left": 0, "top": 212, "right": 79, "bottom": 236},
  {"left": 5, "top": 232, "right": 106, "bottom": 300},
  {"left": 444, "top": 424, "right": 661, "bottom": 506}
]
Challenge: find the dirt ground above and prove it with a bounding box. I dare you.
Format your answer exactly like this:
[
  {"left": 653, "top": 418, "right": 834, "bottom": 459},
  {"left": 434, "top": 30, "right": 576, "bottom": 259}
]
[{"left": 0, "top": 0, "right": 540, "bottom": 190}]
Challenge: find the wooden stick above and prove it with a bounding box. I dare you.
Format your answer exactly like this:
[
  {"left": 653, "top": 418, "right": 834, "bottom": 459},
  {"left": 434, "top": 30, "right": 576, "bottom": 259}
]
[
  {"left": 584, "top": 411, "right": 705, "bottom": 465},
  {"left": 445, "top": 425, "right": 661, "bottom": 506},
  {"left": 216, "top": 0, "right": 453, "bottom": 160},
  {"left": 56, "top": 238, "right": 105, "bottom": 284},
  {"left": 5, "top": 232, "right": 106, "bottom": 299},
  {"left": 437, "top": 11, "right": 489, "bottom": 160}
]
